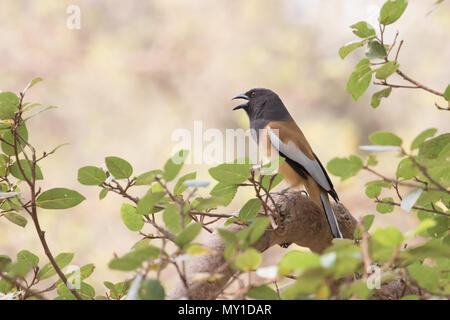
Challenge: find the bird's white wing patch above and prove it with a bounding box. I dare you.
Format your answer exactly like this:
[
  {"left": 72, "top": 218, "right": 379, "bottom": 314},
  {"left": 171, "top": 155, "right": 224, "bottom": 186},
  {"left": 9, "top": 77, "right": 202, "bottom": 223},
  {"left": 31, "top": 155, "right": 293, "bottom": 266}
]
[{"left": 267, "top": 127, "right": 331, "bottom": 191}]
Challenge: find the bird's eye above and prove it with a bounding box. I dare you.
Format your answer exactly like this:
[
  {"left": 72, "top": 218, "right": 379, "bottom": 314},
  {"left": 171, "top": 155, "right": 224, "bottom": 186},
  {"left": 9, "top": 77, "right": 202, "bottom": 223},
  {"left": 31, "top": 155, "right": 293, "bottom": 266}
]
[{"left": 250, "top": 91, "right": 256, "bottom": 97}]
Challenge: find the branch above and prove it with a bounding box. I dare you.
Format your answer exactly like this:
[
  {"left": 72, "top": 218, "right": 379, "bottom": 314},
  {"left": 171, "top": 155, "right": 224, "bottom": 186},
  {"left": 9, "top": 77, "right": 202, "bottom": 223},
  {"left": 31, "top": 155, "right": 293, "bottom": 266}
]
[
  {"left": 362, "top": 165, "right": 444, "bottom": 193},
  {"left": 8, "top": 92, "right": 84, "bottom": 300},
  {"left": 168, "top": 190, "right": 357, "bottom": 300},
  {"left": 395, "top": 69, "right": 444, "bottom": 97},
  {"left": 374, "top": 26, "right": 446, "bottom": 110},
  {"left": 0, "top": 270, "right": 47, "bottom": 300},
  {"left": 375, "top": 198, "right": 449, "bottom": 217}
]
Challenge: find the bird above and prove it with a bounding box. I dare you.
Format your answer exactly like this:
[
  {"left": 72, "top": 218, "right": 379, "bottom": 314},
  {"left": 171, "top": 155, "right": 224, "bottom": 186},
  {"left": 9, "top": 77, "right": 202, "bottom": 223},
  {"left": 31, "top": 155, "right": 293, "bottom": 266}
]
[{"left": 232, "top": 88, "right": 343, "bottom": 239}]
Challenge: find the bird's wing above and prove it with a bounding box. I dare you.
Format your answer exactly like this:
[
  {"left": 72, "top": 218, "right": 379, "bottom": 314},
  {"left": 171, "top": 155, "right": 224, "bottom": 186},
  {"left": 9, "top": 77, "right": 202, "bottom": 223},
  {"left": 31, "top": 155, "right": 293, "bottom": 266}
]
[{"left": 266, "top": 124, "right": 332, "bottom": 192}]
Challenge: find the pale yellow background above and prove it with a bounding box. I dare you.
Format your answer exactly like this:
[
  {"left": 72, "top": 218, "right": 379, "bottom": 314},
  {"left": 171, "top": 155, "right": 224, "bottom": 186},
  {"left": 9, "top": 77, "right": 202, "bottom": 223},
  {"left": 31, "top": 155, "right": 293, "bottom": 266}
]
[{"left": 0, "top": 0, "right": 449, "bottom": 297}]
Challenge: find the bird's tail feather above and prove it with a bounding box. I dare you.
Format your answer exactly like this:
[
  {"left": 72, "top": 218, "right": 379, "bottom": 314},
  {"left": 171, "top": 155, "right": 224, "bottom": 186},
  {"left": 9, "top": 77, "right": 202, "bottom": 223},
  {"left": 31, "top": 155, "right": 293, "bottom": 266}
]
[{"left": 320, "top": 192, "right": 343, "bottom": 239}]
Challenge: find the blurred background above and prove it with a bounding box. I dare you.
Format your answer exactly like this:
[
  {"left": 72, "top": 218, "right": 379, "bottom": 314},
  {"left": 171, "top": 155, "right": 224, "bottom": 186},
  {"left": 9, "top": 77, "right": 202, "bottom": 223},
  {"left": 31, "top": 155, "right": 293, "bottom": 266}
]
[{"left": 0, "top": 0, "right": 449, "bottom": 297}]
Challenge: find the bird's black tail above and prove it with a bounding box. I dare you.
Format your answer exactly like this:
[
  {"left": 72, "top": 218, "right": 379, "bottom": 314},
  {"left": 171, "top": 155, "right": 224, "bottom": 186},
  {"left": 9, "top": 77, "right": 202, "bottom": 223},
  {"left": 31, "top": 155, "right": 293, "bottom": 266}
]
[{"left": 320, "top": 192, "right": 343, "bottom": 239}]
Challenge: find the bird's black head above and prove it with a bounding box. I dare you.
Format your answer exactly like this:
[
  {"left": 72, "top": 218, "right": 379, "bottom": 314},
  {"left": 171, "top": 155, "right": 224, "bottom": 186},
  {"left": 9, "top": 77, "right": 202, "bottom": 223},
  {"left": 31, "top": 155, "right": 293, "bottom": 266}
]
[{"left": 232, "top": 88, "right": 291, "bottom": 122}]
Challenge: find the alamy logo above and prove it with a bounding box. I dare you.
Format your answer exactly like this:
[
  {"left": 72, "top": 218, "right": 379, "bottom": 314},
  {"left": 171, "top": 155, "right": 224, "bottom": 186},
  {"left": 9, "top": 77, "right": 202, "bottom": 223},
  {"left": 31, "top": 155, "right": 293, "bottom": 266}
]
[
  {"left": 170, "top": 120, "right": 281, "bottom": 173},
  {"left": 65, "top": 265, "right": 81, "bottom": 290},
  {"left": 66, "top": 5, "right": 81, "bottom": 30},
  {"left": 366, "top": 265, "right": 381, "bottom": 289}
]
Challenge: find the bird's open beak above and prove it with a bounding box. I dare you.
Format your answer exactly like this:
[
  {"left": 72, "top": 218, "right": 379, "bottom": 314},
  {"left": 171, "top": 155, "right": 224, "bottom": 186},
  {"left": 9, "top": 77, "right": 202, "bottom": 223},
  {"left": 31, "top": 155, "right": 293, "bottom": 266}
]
[{"left": 232, "top": 93, "right": 249, "bottom": 110}]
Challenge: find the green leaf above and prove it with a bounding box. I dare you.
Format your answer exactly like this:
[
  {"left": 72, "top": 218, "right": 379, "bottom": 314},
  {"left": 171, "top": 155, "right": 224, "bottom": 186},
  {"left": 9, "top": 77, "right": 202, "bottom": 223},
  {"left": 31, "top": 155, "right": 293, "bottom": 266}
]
[
  {"left": 109, "top": 247, "right": 159, "bottom": 271},
  {"left": 109, "top": 249, "right": 159, "bottom": 272},
  {"left": 350, "top": 21, "right": 376, "bottom": 38},
  {"left": 103, "top": 281, "right": 118, "bottom": 297},
  {"left": 193, "top": 196, "right": 227, "bottom": 211},
  {"left": 24, "top": 105, "right": 57, "bottom": 122},
  {"left": 406, "top": 238, "right": 450, "bottom": 260},
  {"left": 103, "top": 281, "right": 129, "bottom": 299},
  {"left": 105, "top": 156, "right": 133, "bottom": 179},
  {"left": 247, "top": 285, "right": 278, "bottom": 300},
  {"left": 0, "top": 279, "right": 13, "bottom": 294},
  {"left": 418, "top": 133, "right": 450, "bottom": 161},
  {"left": 78, "top": 166, "right": 106, "bottom": 185},
  {"left": 239, "top": 198, "right": 262, "bottom": 222},
  {"left": 406, "top": 219, "right": 436, "bottom": 238},
  {"left": 281, "top": 270, "right": 327, "bottom": 299},
  {"left": 396, "top": 158, "right": 419, "bottom": 179},
  {"left": 137, "top": 192, "right": 165, "bottom": 215},
  {"left": 234, "top": 248, "right": 262, "bottom": 271},
  {"left": 45, "top": 143, "right": 70, "bottom": 157},
  {"left": 37, "top": 253, "right": 74, "bottom": 280},
  {"left": 8, "top": 260, "right": 33, "bottom": 277},
  {"left": 376, "top": 197, "right": 395, "bottom": 214},
  {"left": 261, "top": 173, "right": 285, "bottom": 191},
  {"left": 0, "top": 255, "right": 12, "bottom": 269},
  {"left": 341, "top": 279, "right": 373, "bottom": 300},
  {"left": 372, "top": 226, "right": 404, "bottom": 247},
  {"left": 369, "top": 131, "right": 402, "bottom": 146},
  {"left": 401, "top": 295, "right": 419, "bottom": 300},
  {"left": 346, "top": 59, "right": 373, "bottom": 100},
  {"left": 338, "top": 40, "right": 369, "bottom": 59},
  {"left": 163, "top": 149, "right": 189, "bottom": 182},
  {"left": 326, "top": 155, "right": 363, "bottom": 181},
  {"left": 353, "top": 215, "right": 375, "bottom": 238},
  {"left": 140, "top": 279, "right": 165, "bottom": 300},
  {"left": 22, "top": 103, "right": 42, "bottom": 113},
  {"left": 17, "top": 250, "right": 39, "bottom": 267},
  {"left": 365, "top": 180, "right": 391, "bottom": 199},
  {"left": 79, "top": 263, "right": 95, "bottom": 280},
  {"left": 247, "top": 216, "right": 270, "bottom": 245},
  {"left": 209, "top": 163, "right": 252, "bottom": 185},
  {"left": 163, "top": 204, "right": 182, "bottom": 234},
  {"left": 444, "top": 84, "right": 450, "bottom": 101},
  {"left": 410, "top": 128, "right": 437, "bottom": 150},
  {"left": 55, "top": 263, "right": 96, "bottom": 287},
  {"left": 0, "top": 154, "right": 8, "bottom": 176},
  {"left": 132, "top": 239, "right": 151, "bottom": 250},
  {"left": 5, "top": 212, "right": 27, "bottom": 227},
  {"left": 0, "top": 92, "right": 19, "bottom": 120},
  {"left": 10, "top": 160, "right": 43, "bottom": 181},
  {"left": 174, "top": 172, "right": 196, "bottom": 194},
  {"left": 36, "top": 188, "right": 85, "bottom": 209},
  {"left": 210, "top": 183, "right": 238, "bottom": 206},
  {"left": 375, "top": 62, "right": 399, "bottom": 79},
  {"left": 23, "top": 77, "right": 43, "bottom": 92},
  {"left": 135, "top": 170, "right": 163, "bottom": 186},
  {"left": 370, "top": 87, "right": 392, "bottom": 108},
  {"left": 175, "top": 223, "right": 202, "bottom": 247},
  {"left": 2, "top": 123, "right": 28, "bottom": 156},
  {"left": 261, "top": 157, "right": 285, "bottom": 175},
  {"left": 278, "top": 251, "right": 321, "bottom": 275},
  {"left": 186, "top": 244, "right": 211, "bottom": 256},
  {"left": 407, "top": 263, "right": 439, "bottom": 290},
  {"left": 99, "top": 188, "right": 108, "bottom": 200},
  {"left": 365, "top": 41, "right": 387, "bottom": 60},
  {"left": 380, "top": 0, "right": 408, "bottom": 25},
  {"left": 57, "top": 281, "right": 95, "bottom": 300},
  {"left": 217, "top": 228, "right": 239, "bottom": 245},
  {"left": 120, "top": 203, "right": 144, "bottom": 231}
]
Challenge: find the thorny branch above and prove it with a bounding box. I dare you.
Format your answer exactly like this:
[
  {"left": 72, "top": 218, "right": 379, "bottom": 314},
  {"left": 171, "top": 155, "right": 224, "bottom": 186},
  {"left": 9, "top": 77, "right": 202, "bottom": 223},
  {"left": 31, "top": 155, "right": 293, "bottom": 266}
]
[
  {"left": 374, "top": 23, "right": 447, "bottom": 110},
  {"left": 0, "top": 90, "right": 83, "bottom": 300}
]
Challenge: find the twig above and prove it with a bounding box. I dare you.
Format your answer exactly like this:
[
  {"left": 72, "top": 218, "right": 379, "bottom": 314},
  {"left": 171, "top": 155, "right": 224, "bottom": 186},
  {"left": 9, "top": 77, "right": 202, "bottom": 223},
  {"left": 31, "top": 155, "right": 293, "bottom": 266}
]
[
  {"left": 362, "top": 166, "right": 443, "bottom": 192},
  {"left": 0, "top": 270, "right": 47, "bottom": 300},
  {"left": 375, "top": 198, "right": 449, "bottom": 216},
  {"left": 373, "top": 25, "right": 445, "bottom": 107},
  {"left": 9, "top": 90, "right": 84, "bottom": 300}
]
